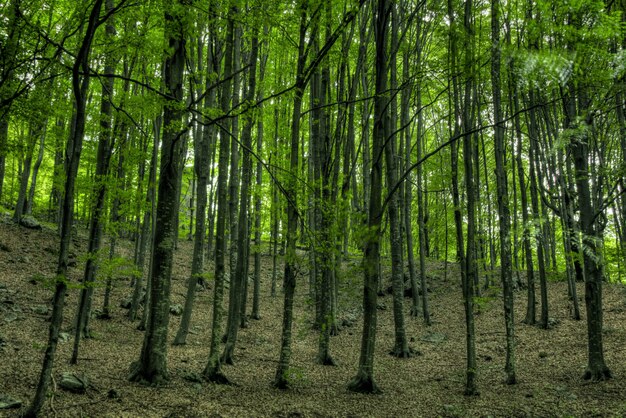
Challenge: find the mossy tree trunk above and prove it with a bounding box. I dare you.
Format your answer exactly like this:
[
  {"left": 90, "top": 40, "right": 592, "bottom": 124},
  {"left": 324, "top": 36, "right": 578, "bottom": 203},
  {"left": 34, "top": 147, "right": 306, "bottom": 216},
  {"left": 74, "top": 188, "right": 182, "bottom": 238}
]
[{"left": 128, "top": 0, "right": 187, "bottom": 385}]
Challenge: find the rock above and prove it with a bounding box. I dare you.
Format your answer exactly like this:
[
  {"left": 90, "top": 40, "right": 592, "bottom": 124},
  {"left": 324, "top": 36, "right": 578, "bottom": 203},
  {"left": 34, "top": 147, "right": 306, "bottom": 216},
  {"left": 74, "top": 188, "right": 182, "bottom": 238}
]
[
  {"left": 170, "top": 304, "right": 183, "bottom": 316},
  {"left": 120, "top": 297, "right": 132, "bottom": 309},
  {"left": 32, "top": 305, "right": 50, "bottom": 316},
  {"left": 183, "top": 371, "right": 203, "bottom": 383},
  {"left": 547, "top": 318, "right": 560, "bottom": 328},
  {"left": 59, "top": 332, "right": 71, "bottom": 343},
  {"left": 19, "top": 216, "right": 42, "bottom": 230},
  {"left": 107, "top": 389, "right": 120, "bottom": 399},
  {"left": 0, "top": 394, "right": 22, "bottom": 409},
  {"left": 59, "top": 372, "right": 89, "bottom": 393},
  {"left": 4, "top": 312, "right": 18, "bottom": 323},
  {"left": 420, "top": 331, "right": 447, "bottom": 343}
]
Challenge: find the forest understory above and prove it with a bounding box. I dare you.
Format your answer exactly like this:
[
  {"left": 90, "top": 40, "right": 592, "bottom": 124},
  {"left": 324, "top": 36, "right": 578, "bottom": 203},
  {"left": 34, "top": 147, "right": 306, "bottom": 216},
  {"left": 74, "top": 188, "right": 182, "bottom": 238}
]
[{"left": 1, "top": 214, "right": 626, "bottom": 417}]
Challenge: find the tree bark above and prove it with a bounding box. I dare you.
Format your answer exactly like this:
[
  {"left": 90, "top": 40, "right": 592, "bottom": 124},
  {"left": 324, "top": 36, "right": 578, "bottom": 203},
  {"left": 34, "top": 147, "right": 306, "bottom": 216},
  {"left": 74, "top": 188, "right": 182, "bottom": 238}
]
[
  {"left": 347, "top": 0, "right": 387, "bottom": 394},
  {"left": 128, "top": 0, "right": 187, "bottom": 385},
  {"left": 25, "top": 1, "right": 103, "bottom": 415}
]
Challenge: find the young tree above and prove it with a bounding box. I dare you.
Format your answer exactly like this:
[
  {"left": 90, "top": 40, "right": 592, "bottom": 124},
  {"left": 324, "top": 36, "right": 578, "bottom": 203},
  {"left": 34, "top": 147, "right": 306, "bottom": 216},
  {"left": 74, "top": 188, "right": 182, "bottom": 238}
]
[
  {"left": 490, "top": 0, "right": 516, "bottom": 385},
  {"left": 203, "top": 3, "right": 235, "bottom": 384},
  {"left": 348, "top": 0, "right": 388, "bottom": 394},
  {"left": 71, "top": 0, "right": 118, "bottom": 362},
  {"left": 222, "top": 32, "right": 259, "bottom": 364},
  {"left": 25, "top": 1, "right": 104, "bottom": 415}
]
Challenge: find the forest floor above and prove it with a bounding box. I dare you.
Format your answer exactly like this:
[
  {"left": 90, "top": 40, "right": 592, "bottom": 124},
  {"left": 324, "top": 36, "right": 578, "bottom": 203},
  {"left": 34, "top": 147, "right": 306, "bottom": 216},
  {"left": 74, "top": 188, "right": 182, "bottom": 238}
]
[{"left": 1, "top": 213, "right": 626, "bottom": 417}]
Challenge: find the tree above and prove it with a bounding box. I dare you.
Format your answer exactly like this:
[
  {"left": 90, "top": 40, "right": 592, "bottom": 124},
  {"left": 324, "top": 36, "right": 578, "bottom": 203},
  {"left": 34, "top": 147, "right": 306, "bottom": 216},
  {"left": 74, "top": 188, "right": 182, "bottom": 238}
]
[
  {"left": 203, "top": 2, "right": 235, "bottom": 384},
  {"left": 25, "top": 0, "right": 104, "bottom": 415},
  {"left": 71, "top": 0, "right": 118, "bottom": 362},
  {"left": 347, "top": 0, "right": 388, "bottom": 394},
  {"left": 490, "top": 0, "right": 516, "bottom": 385},
  {"left": 128, "top": 0, "right": 188, "bottom": 385},
  {"left": 173, "top": 10, "right": 218, "bottom": 346},
  {"left": 222, "top": 31, "right": 259, "bottom": 365}
]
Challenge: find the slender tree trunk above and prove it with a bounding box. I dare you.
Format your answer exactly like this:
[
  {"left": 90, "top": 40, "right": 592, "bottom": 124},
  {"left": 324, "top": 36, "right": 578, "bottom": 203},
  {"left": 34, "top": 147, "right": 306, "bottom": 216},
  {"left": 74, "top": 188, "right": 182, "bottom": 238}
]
[
  {"left": 203, "top": 5, "right": 235, "bottom": 384},
  {"left": 129, "top": 118, "right": 159, "bottom": 321},
  {"left": 25, "top": 1, "right": 103, "bottom": 415},
  {"left": 348, "top": 0, "right": 387, "bottom": 394},
  {"left": 173, "top": 26, "right": 216, "bottom": 345},
  {"left": 402, "top": 50, "right": 420, "bottom": 317},
  {"left": 13, "top": 122, "right": 39, "bottom": 223},
  {"left": 461, "top": 0, "right": 478, "bottom": 396},
  {"left": 491, "top": 0, "right": 516, "bottom": 384},
  {"left": 223, "top": 33, "right": 259, "bottom": 364},
  {"left": 26, "top": 124, "right": 46, "bottom": 215},
  {"left": 71, "top": 1, "right": 117, "bottom": 362},
  {"left": 252, "top": 33, "right": 268, "bottom": 321},
  {"left": 386, "top": 4, "right": 411, "bottom": 357},
  {"left": 527, "top": 90, "right": 549, "bottom": 329},
  {"left": 274, "top": 6, "right": 308, "bottom": 389}
]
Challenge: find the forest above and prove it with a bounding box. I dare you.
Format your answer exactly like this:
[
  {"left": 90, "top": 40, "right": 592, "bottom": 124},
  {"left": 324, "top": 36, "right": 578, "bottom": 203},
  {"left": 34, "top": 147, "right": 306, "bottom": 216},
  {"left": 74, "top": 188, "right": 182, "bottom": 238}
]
[{"left": 1, "top": 0, "right": 626, "bottom": 416}]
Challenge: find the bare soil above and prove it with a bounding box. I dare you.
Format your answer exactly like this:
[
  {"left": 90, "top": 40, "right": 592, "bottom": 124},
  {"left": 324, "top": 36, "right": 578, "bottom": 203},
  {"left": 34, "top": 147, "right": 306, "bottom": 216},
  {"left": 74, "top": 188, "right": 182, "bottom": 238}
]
[{"left": 1, "top": 214, "right": 626, "bottom": 417}]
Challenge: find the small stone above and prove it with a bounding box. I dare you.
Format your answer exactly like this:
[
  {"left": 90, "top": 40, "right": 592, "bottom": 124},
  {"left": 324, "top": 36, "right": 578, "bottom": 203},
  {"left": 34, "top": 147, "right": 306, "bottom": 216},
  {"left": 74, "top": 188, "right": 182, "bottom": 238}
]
[
  {"left": 19, "top": 216, "right": 41, "bottom": 230},
  {"left": 0, "top": 394, "right": 22, "bottom": 409},
  {"left": 119, "top": 297, "right": 132, "bottom": 309},
  {"left": 169, "top": 304, "right": 183, "bottom": 316},
  {"left": 4, "top": 312, "right": 18, "bottom": 323},
  {"left": 547, "top": 317, "right": 560, "bottom": 328},
  {"left": 420, "top": 331, "right": 447, "bottom": 343},
  {"left": 32, "top": 305, "right": 50, "bottom": 316},
  {"left": 59, "top": 372, "right": 89, "bottom": 393},
  {"left": 183, "top": 371, "right": 203, "bottom": 383}
]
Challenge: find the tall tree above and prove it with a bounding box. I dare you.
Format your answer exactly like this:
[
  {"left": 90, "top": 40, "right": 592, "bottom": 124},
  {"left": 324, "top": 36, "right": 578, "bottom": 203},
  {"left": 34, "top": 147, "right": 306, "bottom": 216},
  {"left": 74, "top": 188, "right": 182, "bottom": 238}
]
[
  {"left": 348, "top": 0, "right": 388, "bottom": 394},
  {"left": 25, "top": 1, "right": 104, "bottom": 415},
  {"left": 490, "top": 0, "right": 516, "bottom": 385},
  {"left": 222, "top": 31, "right": 259, "bottom": 364},
  {"left": 203, "top": 3, "right": 235, "bottom": 384},
  {"left": 71, "top": 0, "right": 118, "bottom": 362},
  {"left": 128, "top": 0, "right": 188, "bottom": 385}
]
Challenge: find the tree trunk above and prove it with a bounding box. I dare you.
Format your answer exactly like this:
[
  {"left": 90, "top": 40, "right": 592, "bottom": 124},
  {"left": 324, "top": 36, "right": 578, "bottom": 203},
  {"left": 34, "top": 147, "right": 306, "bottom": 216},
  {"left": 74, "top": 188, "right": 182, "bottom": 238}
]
[
  {"left": 490, "top": 0, "right": 516, "bottom": 384},
  {"left": 71, "top": 0, "right": 117, "bottom": 361},
  {"left": 173, "top": 26, "right": 216, "bottom": 345},
  {"left": 203, "top": 5, "right": 235, "bottom": 384},
  {"left": 348, "top": 0, "right": 387, "bottom": 394},
  {"left": 527, "top": 90, "right": 549, "bottom": 329},
  {"left": 223, "top": 33, "right": 259, "bottom": 364},
  {"left": 26, "top": 123, "right": 46, "bottom": 215},
  {"left": 128, "top": 0, "right": 187, "bottom": 385},
  {"left": 25, "top": 1, "right": 103, "bottom": 415},
  {"left": 274, "top": 6, "right": 308, "bottom": 389}
]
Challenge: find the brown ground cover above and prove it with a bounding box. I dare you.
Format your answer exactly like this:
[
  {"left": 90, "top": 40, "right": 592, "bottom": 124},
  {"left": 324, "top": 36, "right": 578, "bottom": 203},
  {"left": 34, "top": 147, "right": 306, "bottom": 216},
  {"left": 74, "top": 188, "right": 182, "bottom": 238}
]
[{"left": 1, "top": 215, "right": 625, "bottom": 417}]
